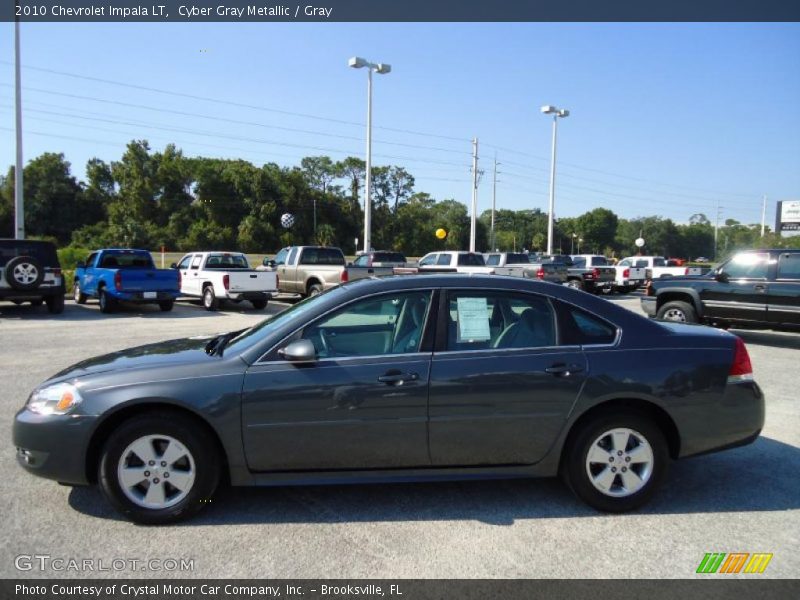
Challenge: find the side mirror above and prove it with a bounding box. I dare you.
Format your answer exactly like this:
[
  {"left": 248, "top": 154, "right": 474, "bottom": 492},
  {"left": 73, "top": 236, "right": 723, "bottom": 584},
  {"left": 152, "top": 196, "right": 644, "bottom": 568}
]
[
  {"left": 170, "top": 263, "right": 178, "bottom": 269},
  {"left": 76, "top": 260, "right": 85, "bottom": 268},
  {"left": 262, "top": 257, "right": 270, "bottom": 266},
  {"left": 278, "top": 339, "right": 317, "bottom": 363},
  {"left": 347, "top": 261, "right": 353, "bottom": 267},
  {"left": 715, "top": 270, "right": 729, "bottom": 283}
]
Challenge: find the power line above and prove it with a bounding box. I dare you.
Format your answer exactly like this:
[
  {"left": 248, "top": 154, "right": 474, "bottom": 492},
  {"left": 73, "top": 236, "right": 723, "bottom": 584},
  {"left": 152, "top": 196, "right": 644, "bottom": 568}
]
[{"left": 0, "top": 61, "right": 470, "bottom": 142}]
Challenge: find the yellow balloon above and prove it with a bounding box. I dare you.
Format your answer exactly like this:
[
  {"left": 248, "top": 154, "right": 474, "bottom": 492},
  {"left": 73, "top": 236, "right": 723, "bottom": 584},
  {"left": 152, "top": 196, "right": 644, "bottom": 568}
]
[{"left": 435, "top": 228, "right": 447, "bottom": 240}]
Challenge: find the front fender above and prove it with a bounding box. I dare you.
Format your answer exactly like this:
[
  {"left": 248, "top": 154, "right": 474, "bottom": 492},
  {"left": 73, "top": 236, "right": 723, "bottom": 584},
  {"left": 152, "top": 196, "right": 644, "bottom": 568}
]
[{"left": 655, "top": 287, "right": 703, "bottom": 316}]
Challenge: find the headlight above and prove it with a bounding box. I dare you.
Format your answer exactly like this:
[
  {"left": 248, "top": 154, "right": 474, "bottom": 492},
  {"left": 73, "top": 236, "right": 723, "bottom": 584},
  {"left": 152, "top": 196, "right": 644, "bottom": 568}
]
[{"left": 27, "top": 383, "right": 84, "bottom": 415}]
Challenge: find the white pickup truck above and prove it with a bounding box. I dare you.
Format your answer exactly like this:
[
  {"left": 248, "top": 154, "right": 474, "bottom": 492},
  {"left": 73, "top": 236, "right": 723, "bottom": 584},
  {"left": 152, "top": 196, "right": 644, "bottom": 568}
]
[
  {"left": 173, "top": 251, "right": 278, "bottom": 311},
  {"left": 621, "top": 256, "right": 704, "bottom": 280},
  {"left": 610, "top": 257, "right": 648, "bottom": 293},
  {"left": 416, "top": 251, "right": 496, "bottom": 274}
]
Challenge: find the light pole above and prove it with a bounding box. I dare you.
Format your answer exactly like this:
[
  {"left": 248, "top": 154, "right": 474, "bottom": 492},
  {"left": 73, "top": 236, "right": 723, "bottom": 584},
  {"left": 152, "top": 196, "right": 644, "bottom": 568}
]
[
  {"left": 14, "top": 19, "right": 24, "bottom": 239},
  {"left": 541, "top": 105, "right": 569, "bottom": 255},
  {"left": 571, "top": 233, "right": 576, "bottom": 255},
  {"left": 349, "top": 56, "right": 391, "bottom": 254}
]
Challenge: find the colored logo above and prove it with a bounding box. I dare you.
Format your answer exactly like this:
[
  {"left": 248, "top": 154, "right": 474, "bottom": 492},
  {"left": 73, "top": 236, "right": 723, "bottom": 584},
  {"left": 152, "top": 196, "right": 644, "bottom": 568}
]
[{"left": 696, "top": 553, "right": 773, "bottom": 574}]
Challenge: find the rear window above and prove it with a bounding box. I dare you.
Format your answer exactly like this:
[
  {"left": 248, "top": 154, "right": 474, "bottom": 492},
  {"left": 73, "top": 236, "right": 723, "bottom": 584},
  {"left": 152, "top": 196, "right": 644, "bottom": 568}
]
[
  {"left": 485, "top": 254, "right": 501, "bottom": 266},
  {"left": 571, "top": 257, "right": 586, "bottom": 268},
  {"left": 506, "top": 253, "right": 529, "bottom": 264},
  {"left": 0, "top": 240, "right": 59, "bottom": 267},
  {"left": 204, "top": 254, "right": 250, "bottom": 269},
  {"left": 99, "top": 251, "right": 154, "bottom": 268},
  {"left": 372, "top": 252, "right": 406, "bottom": 263},
  {"left": 457, "top": 253, "right": 486, "bottom": 266},
  {"left": 299, "top": 248, "right": 345, "bottom": 266},
  {"left": 591, "top": 256, "right": 609, "bottom": 266}
]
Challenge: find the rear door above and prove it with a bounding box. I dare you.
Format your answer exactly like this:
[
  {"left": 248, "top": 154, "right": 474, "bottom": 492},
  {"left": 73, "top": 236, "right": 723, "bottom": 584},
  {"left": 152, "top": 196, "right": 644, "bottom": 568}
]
[
  {"left": 701, "top": 252, "right": 769, "bottom": 323},
  {"left": 428, "top": 289, "right": 587, "bottom": 466},
  {"left": 767, "top": 253, "right": 800, "bottom": 326},
  {"left": 241, "top": 290, "right": 434, "bottom": 471}
]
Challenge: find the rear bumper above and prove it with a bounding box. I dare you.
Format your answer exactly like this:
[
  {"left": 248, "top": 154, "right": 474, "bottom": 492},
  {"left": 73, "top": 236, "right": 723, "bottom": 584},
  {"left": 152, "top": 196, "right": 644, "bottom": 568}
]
[
  {"left": 113, "top": 291, "right": 180, "bottom": 302},
  {"left": 0, "top": 284, "right": 64, "bottom": 300},
  {"left": 641, "top": 296, "right": 657, "bottom": 317},
  {"left": 677, "top": 381, "right": 765, "bottom": 459},
  {"left": 228, "top": 291, "right": 270, "bottom": 301}
]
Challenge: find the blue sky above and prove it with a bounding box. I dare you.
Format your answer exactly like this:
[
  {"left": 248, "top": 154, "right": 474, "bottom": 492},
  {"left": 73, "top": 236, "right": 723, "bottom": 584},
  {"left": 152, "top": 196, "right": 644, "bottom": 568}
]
[{"left": 1, "top": 22, "right": 798, "bottom": 226}]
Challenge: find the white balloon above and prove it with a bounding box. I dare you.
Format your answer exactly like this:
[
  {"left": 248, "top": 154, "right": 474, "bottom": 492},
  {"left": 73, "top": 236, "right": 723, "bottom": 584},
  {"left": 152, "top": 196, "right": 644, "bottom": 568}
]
[{"left": 280, "top": 213, "right": 295, "bottom": 229}]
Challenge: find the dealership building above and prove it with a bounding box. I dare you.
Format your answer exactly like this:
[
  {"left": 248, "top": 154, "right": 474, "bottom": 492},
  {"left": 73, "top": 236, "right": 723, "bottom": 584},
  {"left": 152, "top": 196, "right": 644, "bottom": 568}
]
[{"left": 775, "top": 200, "right": 800, "bottom": 237}]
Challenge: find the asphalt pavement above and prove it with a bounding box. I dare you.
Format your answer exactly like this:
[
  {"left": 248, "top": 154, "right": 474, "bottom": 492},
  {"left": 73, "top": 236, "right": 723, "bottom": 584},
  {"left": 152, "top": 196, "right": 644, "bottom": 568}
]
[{"left": 1, "top": 293, "right": 798, "bottom": 579}]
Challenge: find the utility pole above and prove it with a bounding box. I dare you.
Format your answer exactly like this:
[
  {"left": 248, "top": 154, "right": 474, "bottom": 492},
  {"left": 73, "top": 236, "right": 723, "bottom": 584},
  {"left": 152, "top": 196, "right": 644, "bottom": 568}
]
[
  {"left": 14, "top": 19, "right": 24, "bottom": 239},
  {"left": 714, "top": 201, "right": 723, "bottom": 260},
  {"left": 469, "top": 137, "right": 479, "bottom": 252},
  {"left": 760, "top": 195, "right": 767, "bottom": 238},
  {"left": 491, "top": 154, "right": 499, "bottom": 251}
]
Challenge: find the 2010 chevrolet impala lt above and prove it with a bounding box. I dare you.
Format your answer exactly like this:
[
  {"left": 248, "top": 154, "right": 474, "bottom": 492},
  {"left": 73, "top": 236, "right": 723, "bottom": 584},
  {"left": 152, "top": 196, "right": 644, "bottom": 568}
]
[{"left": 13, "top": 275, "right": 764, "bottom": 524}]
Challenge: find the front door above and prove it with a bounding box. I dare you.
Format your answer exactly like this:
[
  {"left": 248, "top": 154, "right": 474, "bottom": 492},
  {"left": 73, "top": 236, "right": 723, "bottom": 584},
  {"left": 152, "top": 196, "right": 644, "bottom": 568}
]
[
  {"left": 242, "top": 290, "right": 434, "bottom": 471},
  {"left": 701, "top": 253, "right": 769, "bottom": 322},
  {"left": 428, "top": 290, "right": 587, "bottom": 466},
  {"left": 768, "top": 252, "right": 800, "bottom": 327}
]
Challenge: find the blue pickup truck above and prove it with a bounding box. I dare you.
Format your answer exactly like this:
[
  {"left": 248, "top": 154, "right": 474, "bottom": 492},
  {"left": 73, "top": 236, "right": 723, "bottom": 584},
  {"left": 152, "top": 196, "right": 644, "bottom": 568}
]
[{"left": 72, "top": 249, "right": 181, "bottom": 313}]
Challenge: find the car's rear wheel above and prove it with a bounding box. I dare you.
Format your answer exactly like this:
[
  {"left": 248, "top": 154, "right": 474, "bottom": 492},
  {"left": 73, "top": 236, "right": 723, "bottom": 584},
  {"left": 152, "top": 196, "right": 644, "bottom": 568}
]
[
  {"left": 159, "top": 300, "right": 174, "bottom": 312},
  {"left": 251, "top": 299, "right": 268, "bottom": 310},
  {"left": 203, "top": 286, "right": 218, "bottom": 311},
  {"left": 98, "top": 412, "right": 220, "bottom": 525},
  {"left": 308, "top": 283, "right": 323, "bottom": 297},
  {"left": 98, "top": 288, "right": 116, "bottom": 313},
  {"left": 45, "top": 293, "right": 65, "bottom": 314},
  {"left": 565, "top": 279, "right": 583, "bottom": 291},
  {"left": 656, "top": 300, "right": 697, "bottom": 323},
  {"left": 73, "top": 281, "right": 87, "bottom": 304},
  {"left": 563, "top": 412, "right": 668, "bottom": 512}
]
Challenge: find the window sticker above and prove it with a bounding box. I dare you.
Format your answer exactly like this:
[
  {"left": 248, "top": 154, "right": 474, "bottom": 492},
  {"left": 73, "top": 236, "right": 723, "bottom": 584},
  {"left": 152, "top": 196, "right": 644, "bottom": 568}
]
[{"left": 456, "top": 297, "right": 491, "bottom": 342}]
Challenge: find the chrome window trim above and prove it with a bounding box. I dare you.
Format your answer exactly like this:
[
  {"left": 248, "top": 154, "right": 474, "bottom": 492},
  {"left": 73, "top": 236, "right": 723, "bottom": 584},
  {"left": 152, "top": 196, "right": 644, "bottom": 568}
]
[{"left": 252, "top": 351, "right": 433, "bottom": 368}]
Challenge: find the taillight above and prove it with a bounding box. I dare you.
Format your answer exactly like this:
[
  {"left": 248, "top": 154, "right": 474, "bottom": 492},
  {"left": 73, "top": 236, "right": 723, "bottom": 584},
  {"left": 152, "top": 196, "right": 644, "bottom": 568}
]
[
  {"left": 114, "top": 271, "right": 122, "bottom": 291},
  {"left": 623, "top": 268, "right": 630, "bottom": 278},
  {"left": 593, "top": 267, "right": 600, "bottom": 279},
  {"left": 340, "top": 269, "right": 349, "bottom": 283},
  {"left": 684, "top": 267, "right": 690, "bottom": 275},
  {"left": 536, "top": 268, "right": 545, "bottom": 280},
  {"left": 222, "top": 274, "right": 230, "bottom": 291},
  {"left": 728, "top": 337, "right": 753, "bottom": 383},
  {"left": 52, "top": 268, "right": 62, "bottom": 277},
  {"left": 276, "top": 274, "right": 279, "bottom": 287}
]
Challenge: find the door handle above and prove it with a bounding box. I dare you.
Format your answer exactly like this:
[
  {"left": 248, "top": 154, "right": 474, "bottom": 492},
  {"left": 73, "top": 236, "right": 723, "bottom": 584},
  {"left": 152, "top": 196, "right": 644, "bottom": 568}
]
[
  {"left": 378, "top": 371, "right": 419, "bottom": 385},
  {"left": 545, "top": 363, "right": 584, "bottom": 376},
  {"left": 753, "top": 284, "right": 767, "bottom": 293}
]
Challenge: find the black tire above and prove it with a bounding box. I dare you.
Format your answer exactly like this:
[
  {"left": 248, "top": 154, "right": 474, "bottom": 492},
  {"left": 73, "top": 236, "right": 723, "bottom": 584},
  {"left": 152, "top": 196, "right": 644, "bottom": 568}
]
[
  {"left": 308, "top": 283, "right": 323, "bottom": 297},
  {"left": 158, "top": 300, "right": 175, "bottom": 312},
  {"left": 251, "top": 298, "right": 268, "bottom": 310},
  {"left": 45, "top": 294, "right": 65, "bottom": 314},
  {"left": 562, "top": 411, "right": 669, "bottom": 513},
  {"left": 202, "top": 286, "right": 218, "bottom": 311},
  {"left": 5, "top": 256, "right": 45, "bottom": 291},
  {"left": 98, "top": 411, "right": 220, "bottom": 525},
  {"left": 98, "top": 288, "right": 116, "bottom": 314},
  {"left": 73, "top": 281, "right": 87, "bottom": 304},
  {"left": 565, "top": 279, "right": 584, "bottom": 291},
  {"left": 656, "top": 300, "right": 697, "bottom": 323}
]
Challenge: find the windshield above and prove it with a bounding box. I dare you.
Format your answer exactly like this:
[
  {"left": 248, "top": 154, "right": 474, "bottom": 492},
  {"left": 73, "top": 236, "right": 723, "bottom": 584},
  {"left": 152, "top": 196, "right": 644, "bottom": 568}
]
[{"left": 223, "top": 286, "right": 349, "bottom": 356}]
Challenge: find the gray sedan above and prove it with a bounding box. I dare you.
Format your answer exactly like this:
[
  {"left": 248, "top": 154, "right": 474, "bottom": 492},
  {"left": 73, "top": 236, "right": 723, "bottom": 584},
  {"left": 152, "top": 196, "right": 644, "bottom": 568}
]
[{"left": 13, "top": 275, "right": 764, "bottom": 524}]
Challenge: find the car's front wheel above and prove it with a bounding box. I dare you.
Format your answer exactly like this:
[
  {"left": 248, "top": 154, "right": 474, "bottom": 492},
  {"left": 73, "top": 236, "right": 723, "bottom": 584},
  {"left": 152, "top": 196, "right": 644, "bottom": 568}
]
[
  {"left": 563, "top": 412, "right": 668, "bottom": 513},
  {"left": 656, "top": 300, "right": 697, "bottom": 323},
  {"left": 73, "top": 282, "right": 87, "bottom": 304},
  {"left": 45, "top": 294, "right": 65, "bottom": 314},
  {"left": 98, "top": 412, "right": 220, "bottom": 525},
  {"left": 203, "top": 286, "right": 218, "bottom": 311}
]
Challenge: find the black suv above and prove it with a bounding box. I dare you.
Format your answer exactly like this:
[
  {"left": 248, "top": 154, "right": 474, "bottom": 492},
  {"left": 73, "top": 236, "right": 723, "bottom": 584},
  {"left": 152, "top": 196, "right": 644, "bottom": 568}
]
[
  {"left": 641, "top": 249, "right": 800, "bottom": 331},
  {"left": 0, "top": 239, "right": 66, "bottom": 314}
]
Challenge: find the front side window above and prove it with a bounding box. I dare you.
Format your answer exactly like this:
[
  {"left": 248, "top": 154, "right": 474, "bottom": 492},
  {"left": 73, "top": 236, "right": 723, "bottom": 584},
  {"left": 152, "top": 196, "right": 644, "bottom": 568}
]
[
  {"left": 85, "top": 252, "right": 98, "bottom": 268},
  {"left": 273, "top": 248, "right": 289, "bottom": 266},
  {"left": 301, "top": 292, "right": 432, "bottom": 358},
  {"left": 722, "top": 253, "right": 769, "bottom": 280},
  {"left": 353, "top": 255, "right": 369, "bottom": 267},
  {"left": 177, "top": 255, "right": 192, "bottom": 270},
  {"left": 418, "top": 254, "right": 437, "bottom": 266},
  {"left": 445, "top": 292, "right": 556, "bottom": 351},
  {"left": 618, "top": 259, "right": 631, "bottom": 267},
  {"left": 777, "top": 253, "right": 800, "bottom": 280}
]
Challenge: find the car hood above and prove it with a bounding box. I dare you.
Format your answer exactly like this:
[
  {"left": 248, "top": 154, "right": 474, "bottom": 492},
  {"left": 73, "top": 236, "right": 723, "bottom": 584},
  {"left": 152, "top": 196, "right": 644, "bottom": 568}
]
[{"left": 48, "top": 335, "right": 217, "bottom": 382}]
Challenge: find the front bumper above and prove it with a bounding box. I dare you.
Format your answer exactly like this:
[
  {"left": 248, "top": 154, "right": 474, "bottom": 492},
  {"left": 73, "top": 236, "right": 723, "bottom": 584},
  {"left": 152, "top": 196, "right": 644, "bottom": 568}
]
[
  {"left": 641, "top": 296, "right": 657, "bottom": 317},
  {"left": 13, "top": 409, "right": 97, "bottom": 485}
]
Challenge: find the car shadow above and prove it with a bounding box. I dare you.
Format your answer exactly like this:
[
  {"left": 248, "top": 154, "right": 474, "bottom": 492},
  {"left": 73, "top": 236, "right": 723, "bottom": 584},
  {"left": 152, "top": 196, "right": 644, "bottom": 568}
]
[
  {"left": 0, "top": 300, "right": 288, "bottom": 321},
  {"left": 732, "top": 329, "right": 800, "bottom": 350},
  {"left": 67, "top": 436, "right": 800, "bottom": 526}
]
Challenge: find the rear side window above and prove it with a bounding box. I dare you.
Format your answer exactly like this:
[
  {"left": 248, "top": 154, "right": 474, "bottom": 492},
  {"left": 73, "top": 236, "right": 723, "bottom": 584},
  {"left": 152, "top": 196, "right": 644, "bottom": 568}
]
[
  {"left": 556, "top": 302, "right": 618, "bottom": 346},
  {"left": 0, "top": 241, "right": 59, "bottom": 267},
  {"left": 777, "top": 253, "right": 800, "bottom": 280},
  {"left": 457, "top": 254, "right": 485, "bottom": 266},
  {"left": 300, "top": 248, "right": 345, "bottom": 265}
]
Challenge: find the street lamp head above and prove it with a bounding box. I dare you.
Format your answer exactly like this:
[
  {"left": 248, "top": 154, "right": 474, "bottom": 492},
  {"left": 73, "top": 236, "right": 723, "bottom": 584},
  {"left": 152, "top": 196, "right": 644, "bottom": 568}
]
[
  {"left": 348, "top": 56, "right": 368, "bottom": 69},
  {"left": 375, "top": 63, "right": 391, "bottom": 75},
  {"left": 541, "top": 105, "right": 557, "bottom": 114},
  {"left": 558, "top": 109, "right": 570, "bottom": 118}
]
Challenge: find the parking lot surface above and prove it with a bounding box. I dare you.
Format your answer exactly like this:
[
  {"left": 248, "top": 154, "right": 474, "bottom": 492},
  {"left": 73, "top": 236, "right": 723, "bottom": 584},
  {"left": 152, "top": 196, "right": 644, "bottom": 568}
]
[{"left": 1, "top": 293, "right": 798, "bottom": 579}]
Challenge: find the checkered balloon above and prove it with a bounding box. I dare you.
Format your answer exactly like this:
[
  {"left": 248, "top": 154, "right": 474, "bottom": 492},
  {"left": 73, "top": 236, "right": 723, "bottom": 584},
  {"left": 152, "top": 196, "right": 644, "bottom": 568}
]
[{"left": 280, "top": 213, "right": 295, "bottom": 229}]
